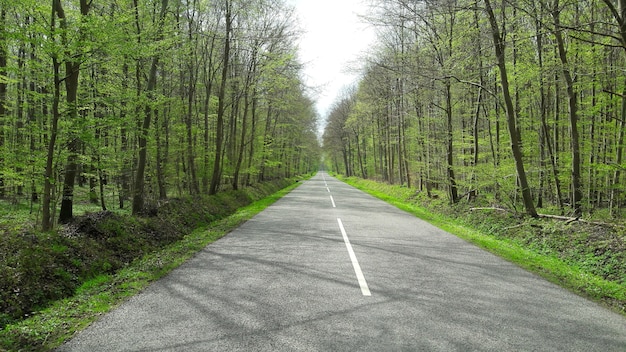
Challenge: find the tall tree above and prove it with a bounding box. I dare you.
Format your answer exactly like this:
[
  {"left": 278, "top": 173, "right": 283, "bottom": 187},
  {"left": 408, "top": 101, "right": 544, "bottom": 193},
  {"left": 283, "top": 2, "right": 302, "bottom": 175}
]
[
  {"left": 56, "top": 0, "right": 92, "bottom": 223},
  {"left": 132, "top": 0, "right": 169, "bottom": 214},
  {"left": 483, "top": 0, "right": 537, "bottom": 217},
  {"left": 43, "top": 0, "right": 64, "bottom": 231},
  {"left": 601, "top": 0, "right": 626, "bottom": 216},
  {"left": 551, "top": 0, "right": 583, "bottom": 217},
  {"left": 209, "top": 0, "right": 232, "bottom": 195},
  {"left": 0, "top": 4, "right": 6, "bottom": 199}
]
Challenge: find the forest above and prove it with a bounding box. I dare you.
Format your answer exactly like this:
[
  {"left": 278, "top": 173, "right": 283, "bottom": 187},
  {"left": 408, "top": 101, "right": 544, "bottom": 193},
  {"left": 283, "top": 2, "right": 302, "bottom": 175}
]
[
  {"left": 0, "top": 0, "right": 320, "bottom": 231},
  {"left": 323, "top": 0, "right": 626, "bottom": 220},
  {"left": 1, "top": 0, "right": 626, "bottom": 347}
]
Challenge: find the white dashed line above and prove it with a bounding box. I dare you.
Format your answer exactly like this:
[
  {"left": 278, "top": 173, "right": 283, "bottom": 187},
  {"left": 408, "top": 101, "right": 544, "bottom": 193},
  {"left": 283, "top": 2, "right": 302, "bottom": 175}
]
[{"left": 337, "top": 218, "right": 371, "bottom": 296}]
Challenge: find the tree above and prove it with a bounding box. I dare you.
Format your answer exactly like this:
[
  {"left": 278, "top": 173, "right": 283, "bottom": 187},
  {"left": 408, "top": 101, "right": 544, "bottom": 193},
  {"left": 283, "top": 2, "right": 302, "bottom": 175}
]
[
  {"left": 43, "top": 0, "right": 64, "bottom": 231},
  {"left": 482, "top": 0, "right": 537, "bottom": 217},
  {"left": 209, "top": 0, "right": 232, "bottom": 195},
  {"left": 0, "top": 3, "right": 6, "bottom": 199},
  {"left": 550, "top": 0, "right": 582, "bottom": 217},
  {"left": 601, "top": 0, "right": 626, "bottom": 216},
  {"left": 56, "top": 0, "right": 92, "bottom": 223},
  {"left": 132, "top": 0, "right": 169, "bottom": 214}
]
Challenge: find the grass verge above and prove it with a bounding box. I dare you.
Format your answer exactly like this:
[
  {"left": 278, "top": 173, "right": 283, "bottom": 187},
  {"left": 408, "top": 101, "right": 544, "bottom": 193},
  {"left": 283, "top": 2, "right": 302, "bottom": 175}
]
[
  {"left": 339, "top": 176, "right": 626, "bottom": 317},
  {"left": 0, "top": 180, "right": 303, "bottom": 352}
]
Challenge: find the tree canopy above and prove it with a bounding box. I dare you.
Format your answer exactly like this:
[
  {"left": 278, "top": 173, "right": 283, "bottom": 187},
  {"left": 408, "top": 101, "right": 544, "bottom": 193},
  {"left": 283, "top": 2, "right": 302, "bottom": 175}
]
[
  {"left": 0, "top": 0, "right": 320, "bottom": 230},
  {"left": 323, "top": 0, "right": 626, "bottom": 218}
]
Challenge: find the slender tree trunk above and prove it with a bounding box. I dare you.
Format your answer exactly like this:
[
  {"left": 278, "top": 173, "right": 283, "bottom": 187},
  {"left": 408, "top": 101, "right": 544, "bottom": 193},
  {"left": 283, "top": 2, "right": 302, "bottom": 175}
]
[
  {"left": 258, "top": 103, "right": 273, "bottom": 182},
  {"left": 232, "top": 87, "right": 249, "bottom": 190},
  {"left": 601, "top": 0, "right": 626, "bottom": 216},
  {"left": 43, "top": 62, "right": 62, "bottom": 231},
  {"left": 445, "top": 79, "right": 458, "bottom": 203},
  {"left": 610, "top": 85, "right": 626, "bottom": 215},
  {"left": 202, "top": 34, "right": 216, "bottom": 193},
  {"left": 132, "top": 0, "right": 169, "bottom": 214},
  {"left": 552, "top": 2, "right": 582, "bottom": 217},
  {"left": 118, "top": 64, "right": 130, "bottom": 209},
  {"left": 28, "top": 31, "right": 38, "bottom": 205},
  {"left": 209, "top": 1, "right": 232, "bottom": 195},
  {"left": 43, "top": 2, "right": 62, "bottom": 231},
  {"left": 0, "top": 7, "right": 6, "bottom": 199},
  {"left": 186, "top": 9, "right": 200, "bottom": 195},
  {"left": 186, "top": 77, "right": 199, "bottom": 194},
  {"left": 244, "top": 92, "right": 257, "bottom": 187},
  {"left": 155, "top": 107, "right": 167, "bottom": 200},
  {"left": 484, "top": 0, "right": 537, "bottom": 217},
  {"left": 233, "top": 47, "right": 257, "bottom": 190},
  {"left": 56, "top": 0, "right": 90, "bottom": 223},
  {"left": 532, "top": 4, "right": 564, "bottom": 212},
  {"left": 202, "top": 86, "right": 212, "bottom": 192}
]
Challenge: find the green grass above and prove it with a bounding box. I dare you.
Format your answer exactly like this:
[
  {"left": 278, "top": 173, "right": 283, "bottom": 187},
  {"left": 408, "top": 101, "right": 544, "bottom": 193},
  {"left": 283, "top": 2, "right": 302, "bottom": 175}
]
[
  {"left": 340, "top": 176, "right": 626, "bottom": 317},
  {"left": 0, "top": 180, "right": 304, "bottom": 352}
]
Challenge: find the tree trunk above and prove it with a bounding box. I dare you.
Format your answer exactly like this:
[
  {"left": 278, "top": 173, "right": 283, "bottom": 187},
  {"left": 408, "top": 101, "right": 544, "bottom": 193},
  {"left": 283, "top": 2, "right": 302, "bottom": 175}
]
[
  {"left": 552, "top": 2, "right": 582, "bottom": 217},
  {"left": 132, "top": 0, "right": 169, "bottom": 214},
  {"left": 202, "top": 34, "right": 217, "bottom": 193},
  {"left": 43, "top": 61, "right": 61, "bottom": 230},
  {"left": 601, "top": 0, "right": 626, "bottom": 216},
  {"left": 186, "top": 12, "right": 200, "bottom": 195},
  {"left": 155, "top": 107, "right": 167, "bottom": 200},
  {"left": 484, "top": 0, "right": 537, "bottom": 217},
  {"left": 445, "top": 79, "right": 458, "bottom": 203},
  {"left": 43, "top": 2, "right": 62, "bottom": 231},
  {"left": 532, "top": 5, "right": 564, "bottom": 212},
  {"left": 232, "top": 87, "right": 250, "bottom": 191},
  {"left": 610, "top": 84, "right": 626, "bottom": 216},
  {"left": 56, "top": 0, "right": 90, "bottom": 224},
  {"left": 244, "top": 92, "right": 258, "bottom": 187},
  {"left": 0, "top": 7, "right": 6, "bottom": 199},
  {"left": 258, "top": 103, "right": 273, "bottom": 182},
  {"left": 209, "top": 1, "right": 232, "bottom": 195}
]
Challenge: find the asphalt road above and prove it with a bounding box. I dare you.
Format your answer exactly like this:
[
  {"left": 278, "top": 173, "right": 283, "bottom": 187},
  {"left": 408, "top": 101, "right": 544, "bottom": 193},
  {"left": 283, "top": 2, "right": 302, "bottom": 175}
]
[{"left": 57, "top": 172, "right": 626, "bottom": 351}]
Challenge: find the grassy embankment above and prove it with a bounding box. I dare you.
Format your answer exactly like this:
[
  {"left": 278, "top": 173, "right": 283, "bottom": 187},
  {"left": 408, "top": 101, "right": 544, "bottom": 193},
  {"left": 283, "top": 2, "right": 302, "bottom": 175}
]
[
  {"left": 338, "top": 176, "right": 626, "bottom": 317},
  {"left": 0, "top": 176, "right": 309, "bottom": 351}
]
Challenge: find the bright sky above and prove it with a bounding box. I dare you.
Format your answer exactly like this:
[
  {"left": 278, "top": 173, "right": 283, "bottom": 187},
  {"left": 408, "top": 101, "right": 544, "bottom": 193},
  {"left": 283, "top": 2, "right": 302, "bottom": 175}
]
[{"left": 287, "top": 0, "right": 376, "bottom": 123}]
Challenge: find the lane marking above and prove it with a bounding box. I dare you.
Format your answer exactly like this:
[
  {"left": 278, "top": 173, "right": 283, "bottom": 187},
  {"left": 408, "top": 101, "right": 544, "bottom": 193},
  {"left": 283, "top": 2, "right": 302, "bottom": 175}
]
[
  {"left": 330, "top": 195, "right": 336, "bottom": 208},
  {"left": 327, "top": 187, "right": 330, "bottom": 193},
  {"left": 337, "top": 218, "right": 371, "bottom": 296}
]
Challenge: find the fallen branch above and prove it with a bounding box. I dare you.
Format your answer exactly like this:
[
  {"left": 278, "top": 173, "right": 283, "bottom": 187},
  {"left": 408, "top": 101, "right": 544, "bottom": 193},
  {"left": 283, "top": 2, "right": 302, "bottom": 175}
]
[
  {"left": 537, "top": 213, "right": 624, "bottom": 228},
  {"left": 537, "top": 213, "right": 579, "bottom": 222},
  {"left": 469, "top": 207, "right": 509, "bottom": 212}
]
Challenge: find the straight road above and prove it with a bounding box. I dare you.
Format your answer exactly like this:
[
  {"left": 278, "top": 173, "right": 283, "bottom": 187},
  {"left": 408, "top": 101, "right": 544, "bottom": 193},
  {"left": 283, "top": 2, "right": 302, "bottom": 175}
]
[{"left": 57, "top": 172, "right": 626, "bottom": 351}]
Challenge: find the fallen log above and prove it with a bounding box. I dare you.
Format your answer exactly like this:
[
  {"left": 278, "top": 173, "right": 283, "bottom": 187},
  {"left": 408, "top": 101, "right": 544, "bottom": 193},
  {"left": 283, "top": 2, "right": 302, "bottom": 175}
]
[
  {"left": 537, "top": 213, "right": 624, "bottom": 228},
  {"left": 469, "top": 207, "right": 509, "bottom": 212}
]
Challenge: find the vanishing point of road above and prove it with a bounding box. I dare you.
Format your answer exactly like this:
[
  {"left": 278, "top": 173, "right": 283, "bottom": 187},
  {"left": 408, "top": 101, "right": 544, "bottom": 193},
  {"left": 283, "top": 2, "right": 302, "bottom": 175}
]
[{"left": 57, "top": 172, "right": 626, "bottom": 351}]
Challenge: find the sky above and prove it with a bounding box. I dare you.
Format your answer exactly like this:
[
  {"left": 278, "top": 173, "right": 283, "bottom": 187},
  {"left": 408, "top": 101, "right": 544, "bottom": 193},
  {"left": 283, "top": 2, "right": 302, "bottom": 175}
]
[{"left": 287, "top": 0, "right": 376, "bottom": 124}]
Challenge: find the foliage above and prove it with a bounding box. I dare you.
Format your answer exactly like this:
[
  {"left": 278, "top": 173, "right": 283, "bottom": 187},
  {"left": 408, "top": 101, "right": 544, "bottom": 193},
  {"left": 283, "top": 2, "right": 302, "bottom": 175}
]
[
  {"left": 323, "top": 0, "right": 626, "bottom": 219},
  {"left": 0, "top": 0, "right": 319, "bottom": 228}
]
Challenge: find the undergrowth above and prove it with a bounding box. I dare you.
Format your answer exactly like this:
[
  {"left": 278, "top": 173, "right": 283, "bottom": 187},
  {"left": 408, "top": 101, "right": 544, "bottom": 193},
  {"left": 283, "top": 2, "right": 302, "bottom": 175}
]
[{"left": 0, "top": 178, "right": 298, "bottom": 335}]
